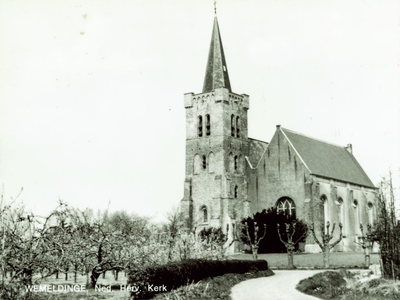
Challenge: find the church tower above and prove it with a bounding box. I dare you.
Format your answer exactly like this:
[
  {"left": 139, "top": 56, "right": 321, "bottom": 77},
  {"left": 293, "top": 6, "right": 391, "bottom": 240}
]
[{"left": 180, "top": 15, "right": 251, "bottom": 240}]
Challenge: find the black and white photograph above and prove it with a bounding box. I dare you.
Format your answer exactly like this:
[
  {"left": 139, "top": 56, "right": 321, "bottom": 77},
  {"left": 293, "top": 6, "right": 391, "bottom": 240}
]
[{"left": 0, "top": 0, "right": 399, "bottom": 299}]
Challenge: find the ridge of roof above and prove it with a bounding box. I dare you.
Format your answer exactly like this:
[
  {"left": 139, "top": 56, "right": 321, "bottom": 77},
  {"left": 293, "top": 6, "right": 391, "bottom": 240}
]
[{"left": 281, "top": 127, "right": 346, "bottom": 149}]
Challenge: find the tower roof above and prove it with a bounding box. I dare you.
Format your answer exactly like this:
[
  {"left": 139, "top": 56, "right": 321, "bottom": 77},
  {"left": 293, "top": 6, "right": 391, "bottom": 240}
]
[{"left": 202, "top": 17, "right": 231, "bottom": 93}]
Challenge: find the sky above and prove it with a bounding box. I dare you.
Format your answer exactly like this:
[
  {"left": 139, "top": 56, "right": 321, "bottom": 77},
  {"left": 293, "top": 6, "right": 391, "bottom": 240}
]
[{"left": 0, "top": 0, "right": 399, "bottom": 222}]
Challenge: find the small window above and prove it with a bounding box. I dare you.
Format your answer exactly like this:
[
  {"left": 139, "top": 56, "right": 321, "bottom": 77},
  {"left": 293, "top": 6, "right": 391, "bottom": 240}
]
[
  {"left": 352, "top": 199, "right": 358, "bottom": 207},
  {"left": 236, "top": 116, "right": 240, "bottom": 138},
  {"left": 231, "top": 115, "right": 235, "bottom": 137},
  {"left": 198, "top": 116, "right": 203, "bottom": 137},
  {"left": 202, "top": 155, "right": 207, "bottom": 170},
  {"left": 234, "top": 155, "right": 238, "bottom": 170},
  {"left": 367, "top": 202, "right": 373, "bottom": 209},
  {"left": 335, "top": 197, "right": 343, "bottom": 206},
  {"left": 206, "top": 114, "right": 211, "bottom": 136},
  {"left": 234, "top": 185, "right": 238, "bottom": 198}
]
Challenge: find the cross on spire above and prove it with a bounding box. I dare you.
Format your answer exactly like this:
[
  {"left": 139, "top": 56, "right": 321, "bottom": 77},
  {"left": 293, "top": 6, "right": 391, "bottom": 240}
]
[{"left": 214, "top": 0, "right": 217, "bottom": 15}]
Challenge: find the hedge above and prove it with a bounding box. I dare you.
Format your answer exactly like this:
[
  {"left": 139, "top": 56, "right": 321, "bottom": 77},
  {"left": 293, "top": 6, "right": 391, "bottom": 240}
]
[{"left": 127, "top": 259, "right": 268, "bottom": 299}]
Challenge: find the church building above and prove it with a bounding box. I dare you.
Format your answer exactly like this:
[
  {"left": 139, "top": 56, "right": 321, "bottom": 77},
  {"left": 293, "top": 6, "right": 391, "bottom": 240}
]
[{"left": 180, "top": 15, "right": 377, "bottom": 252}]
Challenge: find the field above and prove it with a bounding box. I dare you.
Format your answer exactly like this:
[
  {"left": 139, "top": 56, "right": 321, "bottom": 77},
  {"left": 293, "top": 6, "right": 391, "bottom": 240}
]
[{"left": 231, "top": 252, "right": 380, "bottom": 269}]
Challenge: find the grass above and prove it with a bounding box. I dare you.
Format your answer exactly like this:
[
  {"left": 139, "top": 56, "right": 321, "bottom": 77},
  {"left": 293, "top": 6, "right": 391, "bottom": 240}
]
[
  {"left": 152, "top": 269, "right": 275, "bottom": 300},
  {"left": 296, "top": 270, "right": 400, "bottom": 300},
  {"left": 231, "top": 252, "right": 380, "bottom": 269},
  {"left": 296, "top": 271, "right": 347, "bottom": 299}
]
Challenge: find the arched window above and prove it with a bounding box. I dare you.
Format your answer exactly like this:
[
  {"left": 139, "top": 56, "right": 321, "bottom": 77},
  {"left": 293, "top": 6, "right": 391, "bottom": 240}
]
[
  {"left": 208, "top": 152, "right": 215, "bottom": 173},
  {"left": 353, "top": 199, "right": 359, "bottom": 234},
  {"left": 319, "top": 195, "right": 327, "bottom": 227},
  {"left": 198, "top": 116, "right": 203, "bottom": 137},
  {"left": 194, "top": 154, "right": 201, "bottom": 175},
  {"left": 234, "top": 185, "right": 238, "bottom": 198},
  {"left": 236, "top": 116, "right": 240, "bottom": 138},
  {"left": 202, "top": 155, "right": 207, "bottom": 170},
  {"left": 367, "top": 202, "right": 374, "bottom": 225},
  {"left": 336, "top": 197, "right": 344, "bottom": 227},
  {"left": 206, "top": 114, "right": 211, "bottom": 136},
  {"left": 201, "top": 206, "right": 208, "bottom": 223},
  {"left": 276, "top": 197, "right": 296, "bottom": 218},
  {"left": 234, "top": 155, "right": 238, "bottom": 171},
  {"left": 231, "top": 115, "right": 235, "bottom": 137}
]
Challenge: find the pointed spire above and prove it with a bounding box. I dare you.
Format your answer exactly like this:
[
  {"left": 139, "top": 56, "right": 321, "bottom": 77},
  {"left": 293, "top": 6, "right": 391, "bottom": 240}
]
[{"left": 202, "top": 17, "right": 231, "bottom": 93}]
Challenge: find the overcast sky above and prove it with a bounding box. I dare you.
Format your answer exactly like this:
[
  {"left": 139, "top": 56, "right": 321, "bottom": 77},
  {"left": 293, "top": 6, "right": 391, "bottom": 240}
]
[{"left": 0, "top": 0, "right": 399, "bottom": 222}]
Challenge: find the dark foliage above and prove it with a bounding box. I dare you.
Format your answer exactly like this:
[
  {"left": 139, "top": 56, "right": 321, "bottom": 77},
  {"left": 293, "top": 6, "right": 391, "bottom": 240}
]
[
  {"left": 296, "top": 271, "right": 347, "bottom": 300},
  {"left": 198, "top": 227, "right": 226, "bottom": 244},
  {"left": 241, "top": 207, "right": 308, "bottom": 253},
  {"left": 127, "top": 259, "right": 268, "bottom": 299}
]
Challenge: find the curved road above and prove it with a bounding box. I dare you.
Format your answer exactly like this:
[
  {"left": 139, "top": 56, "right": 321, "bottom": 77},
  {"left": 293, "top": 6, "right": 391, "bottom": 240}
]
[{"left": 231, "top": 270, "right": 322, "bottom": 300}]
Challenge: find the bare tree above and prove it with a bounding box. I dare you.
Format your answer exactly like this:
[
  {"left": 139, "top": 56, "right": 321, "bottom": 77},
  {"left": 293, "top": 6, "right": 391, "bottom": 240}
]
[
  {"left": 374, "top": 172, "right": 400, "bottom": 280},
  {"left": 243, "top": 221, "right": 266, "bottom": 260},
  {"left": 310, "top": 221, "right": 343, "bottom": 268},
  {"left": 355, "top": 223, "right": 374, "bottom": 267},
  {"left": 277, "top": 221, "right": 308, "bottom": 269}
]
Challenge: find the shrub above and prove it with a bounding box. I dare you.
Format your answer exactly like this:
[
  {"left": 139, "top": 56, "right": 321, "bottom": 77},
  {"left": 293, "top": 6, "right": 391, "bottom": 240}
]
[
  {"left": 296, "top": 271, "right": 347, "bottom": 300},
  {"left": 128, "top": 259, "right": 268, "bottom": 299},
  {"left": 241, "top": 207, "right": 308, "bottom": 253}
]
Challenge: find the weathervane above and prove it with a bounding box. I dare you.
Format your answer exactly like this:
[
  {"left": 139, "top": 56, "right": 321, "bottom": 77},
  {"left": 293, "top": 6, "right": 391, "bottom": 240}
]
[{"left": 214, "top": 0, "right": 217, "bottom": 15}]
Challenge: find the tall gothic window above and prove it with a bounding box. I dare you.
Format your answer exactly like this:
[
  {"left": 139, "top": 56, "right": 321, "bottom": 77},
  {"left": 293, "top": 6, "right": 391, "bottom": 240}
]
[
  {"left": 319, "top": 195, "right": 327, "bottom": 227},
  {"left": 367, "top": 202, "right": 374, "bottom": 225},
  {"left": 198, "top": 116, "right": 203, "bottom": 137},
  {"left": 202, "top": 155, "right": 207, "bottom": 170},
  {"left": 276, "top": 197, "right": 296, "bottom": 218},
  {"left": 353, "top": 199, "right": 360, "bottom": 234},
  {"left": 201, "top": 206, "right": 208, "bottom": 223},
  {"left": 206, "top": 114, "right": 211, "bottom": 136},
  {"left": 231, "top": 115, "right": 235, "bottom": 137},
  {"left": 234, "top": 155, "right": 238, "bottom": 171},
  {"left": 236, "top": 116, "right": 240, "bottom": 138},
  {"left": 234, "top": 185, "right": 238, "bottom": 198}
]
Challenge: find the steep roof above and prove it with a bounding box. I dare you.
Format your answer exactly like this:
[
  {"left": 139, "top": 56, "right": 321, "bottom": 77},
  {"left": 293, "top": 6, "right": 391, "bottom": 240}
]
[
  {"left": 280, "top": 127, "right": 376, "bottom": 188},
  {"left": 247, "top": 138, "right": 269, "bottom": 168},
  {"left": 202, "top": 17, "right": 231, "bottom": 93}
]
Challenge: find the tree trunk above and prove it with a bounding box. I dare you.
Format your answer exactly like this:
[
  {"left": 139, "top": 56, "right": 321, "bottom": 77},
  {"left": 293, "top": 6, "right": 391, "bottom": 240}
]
[
  {"left": 251, "top": 246, "right": 258, "bottom": 260},
  {"left": 114, "top": 270, "right": 119, "bottom": 281},
  {"left": 86, "top": 272, "right": 90, "bottom": 286},
  {"left": 287, "top": 251, "right": 294, "bottom": 269},
  {"left": 55, "top": 270, "right": 59, "bottom": 279},
  {"left": 65, "top": 272, "right": 68, "bottom": 281},
  {"left": 323, "top": 247, "right": 330, "bottom": 268},
  {"left": 74, "top": 271, "right": 77, "bottom": 283},
  {"left": 365, "top": 247, "right": 371, "bottom": 267},
  {"left": 90, "top": 271, "right": 101, "bottom": 289},
  {"left": 102, "top": 271, "right": 106, "bottom": 279}
]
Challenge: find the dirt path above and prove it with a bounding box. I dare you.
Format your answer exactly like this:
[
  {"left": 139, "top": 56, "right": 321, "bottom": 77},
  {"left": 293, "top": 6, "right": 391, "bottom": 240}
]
[{"left": 230, "top": 270, "right": 323, "bottom": 300}]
